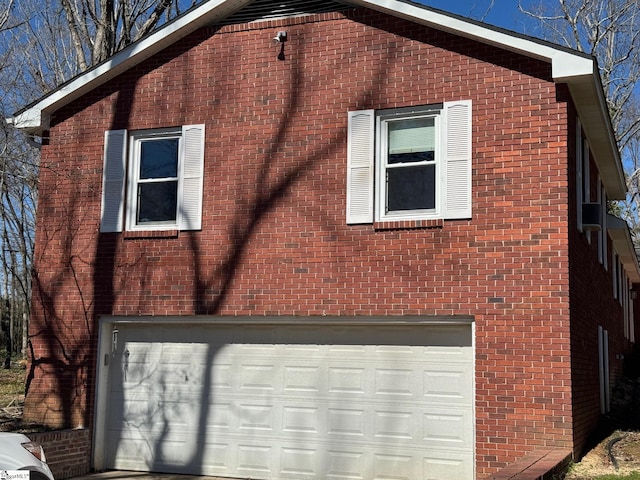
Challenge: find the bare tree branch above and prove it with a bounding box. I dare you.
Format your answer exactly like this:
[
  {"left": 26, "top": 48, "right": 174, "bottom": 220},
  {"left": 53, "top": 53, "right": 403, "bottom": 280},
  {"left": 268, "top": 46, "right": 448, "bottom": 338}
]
[{"left": 0, "top": 0, "right": 206, "bottom": 358}]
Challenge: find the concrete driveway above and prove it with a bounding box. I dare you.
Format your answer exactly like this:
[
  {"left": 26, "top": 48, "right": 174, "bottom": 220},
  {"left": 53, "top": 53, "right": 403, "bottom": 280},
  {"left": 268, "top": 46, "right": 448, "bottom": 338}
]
[{"left": 69, "top": 472, "right": 229, "bottom": 480}]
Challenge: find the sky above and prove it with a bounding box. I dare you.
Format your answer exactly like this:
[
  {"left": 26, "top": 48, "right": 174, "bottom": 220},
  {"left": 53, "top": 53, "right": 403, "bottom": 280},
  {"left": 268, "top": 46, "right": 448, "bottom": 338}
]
[{"left": 414, "top": 0, "right": 531, "bottom": 33}]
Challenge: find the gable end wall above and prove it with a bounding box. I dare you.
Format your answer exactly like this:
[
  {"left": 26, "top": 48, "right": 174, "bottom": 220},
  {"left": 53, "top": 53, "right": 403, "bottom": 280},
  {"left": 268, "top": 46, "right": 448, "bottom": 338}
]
[{"left": 29, "top": 9, "right": 577, "bottom": 478}]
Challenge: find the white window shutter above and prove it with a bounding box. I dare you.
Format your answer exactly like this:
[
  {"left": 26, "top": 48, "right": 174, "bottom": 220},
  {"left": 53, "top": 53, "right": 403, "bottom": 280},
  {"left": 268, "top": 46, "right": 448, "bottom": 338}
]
[
  {"left": 347, "top": 110, "right": 375, "bottom": 224},
  {"left": 180, "top": 124, "right": 205, "bottom": 230},
  {"left": 443, "top": 100, "right": 472, "bottom": 219},
  {"left": 101, "top": 130, "right": 127, "bottom": 233},
  {"left": 576, "top": 119, "right": 583, "bottom": 232}
]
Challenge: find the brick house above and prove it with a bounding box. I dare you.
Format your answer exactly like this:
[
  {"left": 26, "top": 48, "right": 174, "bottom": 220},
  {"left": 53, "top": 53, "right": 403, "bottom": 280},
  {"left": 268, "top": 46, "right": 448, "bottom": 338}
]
[{"left": 8, "top": 0, "right": 640, "bottom": 478}]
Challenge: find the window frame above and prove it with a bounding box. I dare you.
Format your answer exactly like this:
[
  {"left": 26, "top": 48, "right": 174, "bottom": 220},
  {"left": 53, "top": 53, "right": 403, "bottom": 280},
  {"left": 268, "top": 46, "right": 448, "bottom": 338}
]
[
  {"left": 126, "top": 128, "right": 183, "bottom": 231},
  {"left": 100, "top": 124, "right": 205, "bottom": 233},
  {"left": 376, "top": 106, "right": 443, "bottom": 222},
  {"left": 346, "top": 100, "right": 472, "bottom": 225}
]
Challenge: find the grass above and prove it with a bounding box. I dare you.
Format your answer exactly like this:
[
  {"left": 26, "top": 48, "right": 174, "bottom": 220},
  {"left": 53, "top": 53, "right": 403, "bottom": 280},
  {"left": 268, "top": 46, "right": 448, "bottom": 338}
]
[
  {"left": 589, "top": 474, "right": 640, "bottom": 480},
  {"left": 0, "top": 361, "right": 25, "bottom": 407}
]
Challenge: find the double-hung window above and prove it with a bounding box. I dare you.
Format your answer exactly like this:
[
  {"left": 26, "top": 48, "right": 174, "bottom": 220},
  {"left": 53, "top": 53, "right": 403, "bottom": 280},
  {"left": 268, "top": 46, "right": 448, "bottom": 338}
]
[
  {"left": 100, "top": 124, "right": 205, "bottom": 233},
  {"left": 380, "top": 111, "right": 439, "bottom": 217},
  {"left": 131, "top": 131, "right": 180, "bottom": 226},
  {"left": 347, "top": 100, "right": 472, "bottom": 224}
]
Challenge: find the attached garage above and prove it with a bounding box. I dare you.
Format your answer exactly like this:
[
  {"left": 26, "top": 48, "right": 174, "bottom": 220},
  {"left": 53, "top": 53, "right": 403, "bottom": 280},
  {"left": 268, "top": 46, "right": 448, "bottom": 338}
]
[{"left": 95, "top": 318, "right": 475, "bottom": 480}]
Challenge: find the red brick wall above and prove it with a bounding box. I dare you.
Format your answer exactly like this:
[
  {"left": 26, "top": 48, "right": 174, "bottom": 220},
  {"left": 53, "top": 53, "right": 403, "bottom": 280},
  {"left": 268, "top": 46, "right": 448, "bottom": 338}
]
[
  {"left": 566, "top": 101, "right": 634, "bottom": 456},
  {"left": 29, "top": 429, "right": 91, "bottom": 479},
  {"left": 28, "top": 9, "right": 580, "bottom": 478}
]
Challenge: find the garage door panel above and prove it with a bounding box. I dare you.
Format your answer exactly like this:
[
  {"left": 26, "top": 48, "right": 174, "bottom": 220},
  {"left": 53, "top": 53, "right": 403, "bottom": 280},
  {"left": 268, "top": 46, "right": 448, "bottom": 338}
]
[
  {"left": 423, "top": 455, "right": 473, "bottom": 480},
  {"left": 373, "top": 410, "right": 415, "bottom": 440},
  {"left": 238, "top": 403, "right": 276, "bottom": 431},
  {"left": 280, "top": 447, "right": 317, "bottom": 478},
  {"left": 423, "top": 407, "right": 474, "bottom": 447},
  {"left": 373, "top": 453, "right": 415, "bottom": 480},
  {"left": 106, "top": 323, "right": 474, "bottom": 479},
  {"left": 108, "top": 437, "right": 152, "bottom": 471},
  {"left": 423, "top": 363, "right": 474, "bottom": 404},
  {"left": 237, "top": 444, "right": 273, "bottom": 476},
  {"left": 240, "top": 364, "right": 277, "bottom": 391},
  {"left": 328, "top": 367, "right": 366, "bottom": 395},
  {"left": 283, "top": 365, "right": 321, "bottom": 393},
  {"left": 202, "top": 442, "right": 231, "bottom": 469},
  {"left": 328, "top": 407, "right": 366, "bottom": 437},
  {"left": 374, "top": 368, "right": 413, "bottom": 397}
]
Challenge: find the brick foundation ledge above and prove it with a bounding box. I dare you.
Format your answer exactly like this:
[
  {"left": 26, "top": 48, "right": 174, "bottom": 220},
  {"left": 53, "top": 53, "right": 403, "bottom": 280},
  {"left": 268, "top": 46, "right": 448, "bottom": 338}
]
[
  {"left": 29, "top": 428, "right": 91, "bottom": 480},
  {"left": 490, "top": 449, "right": 572, "bottom": 480}
]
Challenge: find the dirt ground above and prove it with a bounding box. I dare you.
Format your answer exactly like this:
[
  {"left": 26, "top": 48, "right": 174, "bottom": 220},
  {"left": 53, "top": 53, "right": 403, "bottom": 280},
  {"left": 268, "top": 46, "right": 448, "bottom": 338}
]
[
  {"left": 564, "top": 372, "right": 640, "bottom": 479},
  {"left": 565, "top": 430, "right": 640, "bottom": 479}
]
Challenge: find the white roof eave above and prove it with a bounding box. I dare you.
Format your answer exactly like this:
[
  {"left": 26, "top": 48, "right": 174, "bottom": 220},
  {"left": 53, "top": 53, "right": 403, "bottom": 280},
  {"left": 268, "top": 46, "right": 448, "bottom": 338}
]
[
  {"left": 349, "top": 0, "right": 594, "bottom": 74},
  {"left": 351, "top": 0, "right": 628, "bottom": 197},
  {"left": 9, "top": 0, "right": 598, "bottom": 134},
  {"left": 6, "top": 0, "right": 626, "bottom": 200},
  {"left": 7, "top": 0, "right": 253, "bottom": 134},
  {"left": 608, "top": 215, "right": 640, "bottom": 283}
]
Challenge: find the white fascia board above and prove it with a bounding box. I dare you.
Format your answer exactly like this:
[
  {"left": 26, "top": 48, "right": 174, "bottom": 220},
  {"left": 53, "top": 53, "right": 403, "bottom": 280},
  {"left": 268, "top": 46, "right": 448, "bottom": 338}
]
[
  {"left": 348, "top": 0, "right": 594, "bottom": 79},
  {"left": 608, "top": 214, "right": 640, "bottom": 283},
  {"left": 350, "top": 0, "right": 627, "bottom": 197},
  {"left": 11, "top": 0, "right": 595, "bottom": 134},
  {"left": 6, "top": 107, "right": 48, "bottom": 132},
  {"left": 569, "top": 75, "right": 626, "bottom": 199},
  {"left": 9, "top": 0, "right": 252, "bottom": 135}
]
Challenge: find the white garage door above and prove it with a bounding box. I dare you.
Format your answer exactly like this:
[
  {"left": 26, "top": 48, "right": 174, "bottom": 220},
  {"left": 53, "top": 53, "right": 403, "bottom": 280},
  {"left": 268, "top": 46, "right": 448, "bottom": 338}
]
[{"left": 105, "top": 322, "right": 474, "bottom": 479}]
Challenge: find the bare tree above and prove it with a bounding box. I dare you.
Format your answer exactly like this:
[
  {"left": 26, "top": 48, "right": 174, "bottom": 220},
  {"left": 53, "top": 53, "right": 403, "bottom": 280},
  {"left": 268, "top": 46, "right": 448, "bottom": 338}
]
[
  {"left": 519, "top": 0, "right": 640, "bottom": 240},
  {"left": 0, "top": 0, "right": 203, "bottom": 361},
  {"left": 0, "top": 1, "right": 13, "bottom": 30},
  {"left": 60, "top": 0, "right": 201, "bottom": 71},
  {"left": 0, "top": 0, "right": 38, "bottom": 363}
]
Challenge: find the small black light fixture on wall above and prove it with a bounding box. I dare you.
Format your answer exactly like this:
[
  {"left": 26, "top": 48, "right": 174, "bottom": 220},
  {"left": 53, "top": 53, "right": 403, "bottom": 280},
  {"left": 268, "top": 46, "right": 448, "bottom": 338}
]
[{"left": 273, "top": 30, "right": 287, "bottom": 60}]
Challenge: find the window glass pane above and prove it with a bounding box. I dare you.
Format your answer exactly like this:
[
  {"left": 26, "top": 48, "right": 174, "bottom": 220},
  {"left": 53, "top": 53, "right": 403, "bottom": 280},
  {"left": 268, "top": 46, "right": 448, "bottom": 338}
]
[
  {"left": 137, "top": 181, "right": 178, "bottom": 223},
  {"left": 140, "top": 138, "right": 179, "bottom": 179},
  {"left": 387, "top": 165, "right": 436, "bottom": 212},
  {"left": 388, "top": 117, "right": 435, "bottom": 164}
]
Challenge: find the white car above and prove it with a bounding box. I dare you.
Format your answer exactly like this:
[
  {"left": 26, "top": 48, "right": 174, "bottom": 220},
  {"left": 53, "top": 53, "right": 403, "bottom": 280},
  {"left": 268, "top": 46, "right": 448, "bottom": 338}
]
[{"left": 0, "top": 432, "right": 54, "bottom": 480}]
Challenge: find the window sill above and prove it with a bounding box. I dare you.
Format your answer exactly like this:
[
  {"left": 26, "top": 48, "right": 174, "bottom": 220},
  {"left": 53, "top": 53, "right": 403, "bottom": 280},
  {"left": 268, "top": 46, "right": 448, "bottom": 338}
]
[
  {"left": 374, "top": 218, "right": 444, "bottom": 231},
  {"left": 123, "top": 229, "right": 179, "bottom": 239}
]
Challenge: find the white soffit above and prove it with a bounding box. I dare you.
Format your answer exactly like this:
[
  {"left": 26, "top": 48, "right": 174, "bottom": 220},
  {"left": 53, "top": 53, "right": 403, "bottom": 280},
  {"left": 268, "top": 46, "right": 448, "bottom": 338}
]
[
  {"left": 608, "top": 215, "right": 640, "bottom": 282},
  {"left": 351, "top": 0, "right": 625, "bottom": 198},
  {"left": 7, "top": 0, "right": 625, "bottom": 197},
  {"left": 11, "top": 0, "right": 596, "bottom": 134},
  {"left": 8, "top": 0, "right": 253, "bottom": 132},
  {"left": 349, "top": 0, "right": 595, "bottom": 78}
]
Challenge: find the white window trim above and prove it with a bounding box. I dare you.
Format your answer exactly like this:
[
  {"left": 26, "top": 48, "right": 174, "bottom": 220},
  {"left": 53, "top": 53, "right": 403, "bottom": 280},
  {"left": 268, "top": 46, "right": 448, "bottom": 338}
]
[
  {"left": 127, "top": 128, "right": 182, "bottom": 231},
  {"left": 583, "top": 137, "right": 591, "bottom": 243},
  {"left": 347, "top": 100, "right": 472, "bottom": 225},
  {"left": 631, "top": 292, "right": 636, "bottom": 343},
  {"left": 601, "top": 181, "right": 608, "bottom": 270},
  {"left": 624, "top": 276, "right": 630, "bottom": 339},
  {"left": 618, "top": 258, "right": 624, "bottom": 306},
  {"left": 597, "top": 178, "right": 604, "bottom": 265},
  {"left": 598, "top": 325, "right": 610, "bottom": 414},
  {"left": 375, "top": 106, "right": 443, "bottom": 222},
  {"left": 576, "top": 119, "right": 583, "bottom": 233},
  {"left": 100, "top": 124, "right": 205, "bottom": 233}
]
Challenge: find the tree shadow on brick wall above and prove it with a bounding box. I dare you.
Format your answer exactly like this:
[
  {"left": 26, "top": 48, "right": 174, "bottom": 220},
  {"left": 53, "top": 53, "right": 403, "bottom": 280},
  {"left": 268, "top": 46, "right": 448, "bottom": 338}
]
[
  {"left": 27, "top": 15, "right": 401, "bottom": 475},
  {"left": 160, "top": 35, "right": 392, "bottom": 474}
]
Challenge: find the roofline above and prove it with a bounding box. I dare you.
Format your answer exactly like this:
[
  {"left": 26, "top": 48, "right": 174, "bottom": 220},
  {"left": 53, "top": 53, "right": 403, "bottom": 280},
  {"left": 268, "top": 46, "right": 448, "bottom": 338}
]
[
  {"left": 352, "top": 0, "right": 595, "bottom": 80},
  {"left": 7, "top": 0, "right": 625, "bottom": 197},
  {"left": 8, "top": 0, "right": 253, "bottom": 132},
  {"left": 608, "top": 214, "right": 640, "bottom": 283},
  {"left": 8, "top": 0, "right": 594, "bottom": 130},
  {"left": 350, "top": 0, "right": 625, "bottom": 198}
]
